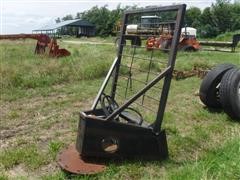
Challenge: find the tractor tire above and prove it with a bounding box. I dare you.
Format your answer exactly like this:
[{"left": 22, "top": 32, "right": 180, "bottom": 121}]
[
  {"left": 199, "top": 64, "right": 236, "bottom": 108},
  {"left": 131, "top": 36, "right": 141, "bottom": 47},
  {"left": 219, "top": 68, "right": 240, "bottom": 120},
  {"left": 181, "top": 45, "right": 196, "bottom": 52}
]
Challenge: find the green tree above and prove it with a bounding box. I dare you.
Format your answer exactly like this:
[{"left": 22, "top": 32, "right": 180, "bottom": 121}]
[
  {"left": 56, "top": 1, "right": 240, "bottom": 38},
  {"left": 62, "top": 14, "right": 73, "bottom": 21},
  {"left": 76, "top": 12, "right": 84, "bottom": 19},
  {"left": 199, "top": 0, "right": 239, "bottom": 38},
  {"left": 81, "top": 5, "right": 125, "bottom": 36},
  {"left": 199, "top": 7, "right": 218, "bottom": 37},
  {"left": 81, "top": 5, "right": 110, "bottom": 36},
  {"left": 230, "top": 1, "right": 240, "bottom": 30},
  {"left": 212, "top": 0, "right": 232, "bottom": 33},
  {"left": 185, "top": 7, "right": 201, "bottom": 28},
  {"left": 200, "top": 7, "right": 214, "bottom": 26},
  {"left": 55, "top": 17, "right": 61, "bottom": 23}
]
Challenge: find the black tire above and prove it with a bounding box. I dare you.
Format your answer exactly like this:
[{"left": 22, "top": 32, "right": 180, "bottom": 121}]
[
  {"left": 181, "top": 45, "right": 196, "bottom": 52},
  {"left": 131, "top": 36, "right": 141, "bottom": 46},
  {"left": 199, "top": 64, "right": 236, "bottom": 108},
  {"left": 219, "top": 68, "right": 240, "bottom": 120}
]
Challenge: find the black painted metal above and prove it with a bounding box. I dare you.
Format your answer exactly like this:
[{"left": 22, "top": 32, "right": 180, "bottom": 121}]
[
  {"left": 153, "top": 7, "right": 186, "bottom": 133},
  {"left": 77, "top": 4, "right": 186, "bottom": 160},
  {"left": 76, "top": 110, "right": 168, "bottom": 160}
]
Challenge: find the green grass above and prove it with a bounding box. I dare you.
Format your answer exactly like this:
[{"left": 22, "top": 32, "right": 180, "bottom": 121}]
[
  {"left": 215, "top": 30, "right": 240, "bottom": 41},
  {"left": 176, "top": 50, "right": 240, "bottom": 70},
  {"left": 61, "top": 35, "right": 115, "bottom": 43},
  {"left": 199, "top": 30, "right": 240, "bottom": 42},
  {"left": 0, "top": 144, "right": 50, "bottom": 170},
  {"left": 0, "top": 37, "right": 239, "bottom": 179},
  {"left": 41, "top": 138, "right": 240, "bottom": 179},
  {"left": 169, "top": 137, "right": 240, "bottom": 179},
  {"left": 0, "top": 40, "right": 113, "bottom": 91},
  {"left": 0, "top": 174, "right": 8, "bottom": 180},
  {"left": 48, "top": 141, "right": 65, "bottom": 159}
]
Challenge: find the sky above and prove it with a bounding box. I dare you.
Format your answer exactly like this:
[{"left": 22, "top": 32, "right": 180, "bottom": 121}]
[{"left": 1, "top": 0, "right": 219, "bottom": 34}]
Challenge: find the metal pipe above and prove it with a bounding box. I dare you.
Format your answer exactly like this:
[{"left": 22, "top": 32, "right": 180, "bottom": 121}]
[
  {"left": 91, "top": 57, "right": 119, "bottom": 110},
  {"left": 110, "top": 13, "right": 129, "bottom": 99},
  {"left": 153, "top": 5, "right": 186, "bottom": 134}
]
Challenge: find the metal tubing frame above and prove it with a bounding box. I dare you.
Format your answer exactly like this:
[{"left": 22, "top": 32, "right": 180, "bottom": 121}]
[
  {"left": 92, "top": 4, "right": 186, "bottom": 134},
  {"left": 153, "top": 5, "right": 186, "bottom": 133},
  {"left": 91, "top": 57, "right": 118, "bottom": 110},
  {"left": 91, "top": 10, "right": 129, "bottom": 109},
  {"left": 110, "top": 12, "right": 129, "bottom": 99}
]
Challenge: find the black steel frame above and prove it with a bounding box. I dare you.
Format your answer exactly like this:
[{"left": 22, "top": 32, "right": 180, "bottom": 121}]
[
  {"left": 77, "top": 4, "right": 186, "bottom": 160},
  {"left": 92, "top": 4, "right": 186, "bottom": 133}
]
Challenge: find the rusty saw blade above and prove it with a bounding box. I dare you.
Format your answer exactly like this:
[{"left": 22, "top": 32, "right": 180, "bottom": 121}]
[{"left": 57, "top": 144, "right": 106, "bottom": 174}]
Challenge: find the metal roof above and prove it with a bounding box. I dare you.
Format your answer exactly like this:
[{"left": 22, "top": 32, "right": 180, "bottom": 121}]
[{"left": 33, "top": 19, "right": 94, "bottom": 31}]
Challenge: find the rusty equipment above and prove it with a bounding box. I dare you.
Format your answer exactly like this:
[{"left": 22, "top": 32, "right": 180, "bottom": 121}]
[
  {"left": 57, "top": 145, "right": 106, "bottom": 174},
  {"left": 173, "top": 66, "right": 209, "bottom": 80},
  {"left": 114, "top": 16, "right": 163, "bottom": 47},
  {"left": 115, "top": 15, "right": 200, "bottom": 52},
  {"left": 146, "top": 26, "right": 200, "bottom": 51},
  {"left": 57, "top": 4, "right": 186, "bottom": 174},
  {"left": 199, "top": 34, "right": 240, "bottom": 52},
  {"left": 0, "top": 34, "right": 71, "bottom": 58}
]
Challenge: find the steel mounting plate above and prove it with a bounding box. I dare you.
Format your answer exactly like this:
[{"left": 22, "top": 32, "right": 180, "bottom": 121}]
[{"left": 57, "top": 144, "right": 106, "bottom": 174}]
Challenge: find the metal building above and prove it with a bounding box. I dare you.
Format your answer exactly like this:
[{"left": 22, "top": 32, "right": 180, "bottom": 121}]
[{"left": 33, "top": 19, "right": 95, "bottom": 37}]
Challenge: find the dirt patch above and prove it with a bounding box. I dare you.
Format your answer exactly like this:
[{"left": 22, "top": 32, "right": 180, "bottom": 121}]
[
  {"left": 8, "top": 165, "right": 29, "bottom": 178},
  {"left": 0, "top": 88, "right": 94, "bottom": 177},
  {"left": 37, "top": 162, "right": 59, "bottom": 177},
  {"left": 0, "top": 88, "right": 93, "bottom": 149}
]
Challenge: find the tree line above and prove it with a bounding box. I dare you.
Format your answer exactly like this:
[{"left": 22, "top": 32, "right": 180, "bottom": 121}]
[
  {"left": 56, "top": 0, "right": 240, "bottom": 38},
  {"left": 185, "top": 0, "right": 240, "bottom": 37}
]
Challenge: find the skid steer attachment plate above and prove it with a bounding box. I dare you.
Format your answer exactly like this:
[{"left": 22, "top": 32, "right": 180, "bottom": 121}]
[
  {"left": 58, "top": 4, "right": 186, "bottom": 174},
  {"left": 76, "top": 110, "right": 168, "bottom": 160}
]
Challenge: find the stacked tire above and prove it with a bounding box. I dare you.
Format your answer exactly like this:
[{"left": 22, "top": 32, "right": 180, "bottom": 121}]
[{"left": 199, "top": 64, "right": 240, "bottom": 120}]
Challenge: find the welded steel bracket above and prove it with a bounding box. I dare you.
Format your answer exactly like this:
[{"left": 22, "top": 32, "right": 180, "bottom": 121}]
[{"left": 77, "top": 109, "right": 168, "bottom": 160}]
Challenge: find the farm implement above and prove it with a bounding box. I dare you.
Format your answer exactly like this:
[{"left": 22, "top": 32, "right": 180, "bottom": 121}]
[
  {"left": 146, "top": 27, "right": 200, "bottom": 51},
  {"left": 57, "top": 4, "right": 186, "bottom": 174},
  {"left": 0, "top": 34, "right": 71, "bottom": 58},
  {"left": 115, "top": 14, "right": 200, "bottom": 52},
  {"left": 199, "top": 34, "right": 240, "bottom": 52},
  {"left": 116, "top": 15, "right": 239, "bottom": 53},
  {"left": 173, "top": 66, "right": 209, "bottom": 80}
]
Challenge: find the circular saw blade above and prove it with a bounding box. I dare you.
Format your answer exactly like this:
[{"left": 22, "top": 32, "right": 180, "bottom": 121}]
[{"left": 57, "top": 144, "right": 106, "bottom": 174}]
